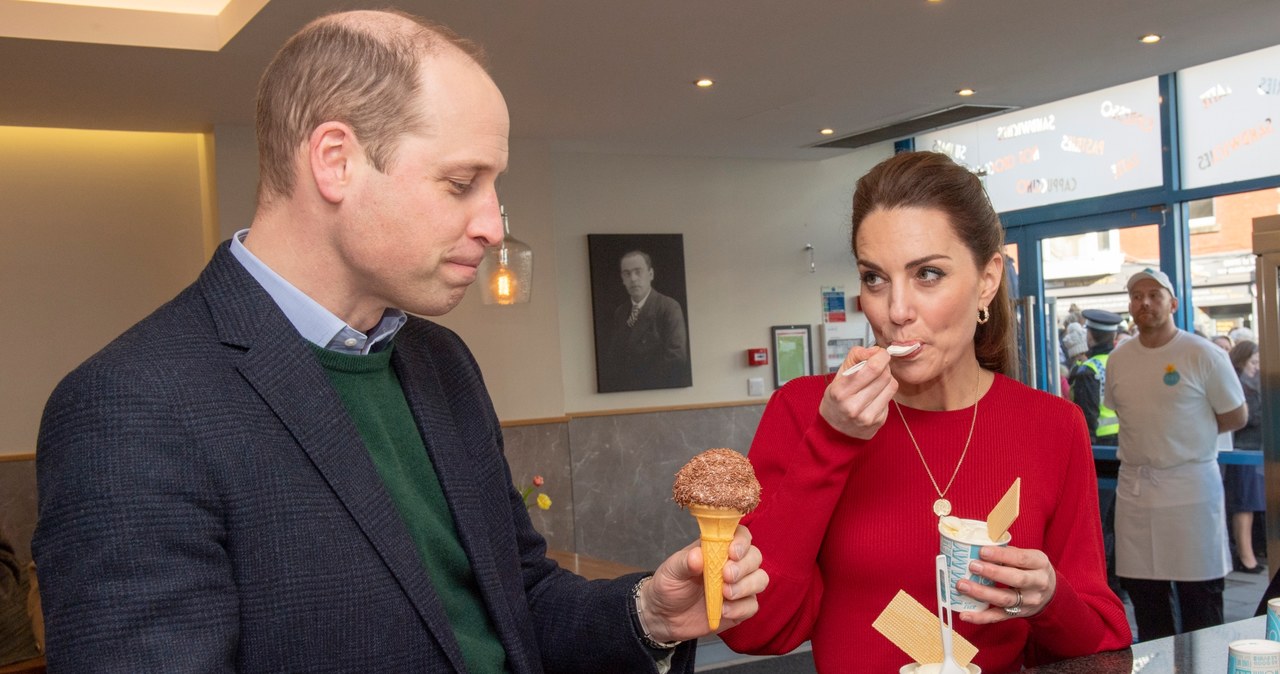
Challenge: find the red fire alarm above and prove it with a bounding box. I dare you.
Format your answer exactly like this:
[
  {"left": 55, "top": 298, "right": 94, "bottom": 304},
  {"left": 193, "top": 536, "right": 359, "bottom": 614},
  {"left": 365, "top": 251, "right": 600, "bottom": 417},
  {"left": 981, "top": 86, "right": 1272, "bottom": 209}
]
[{"left": 747, "top": 348, "right": 769, "bottom": 366}]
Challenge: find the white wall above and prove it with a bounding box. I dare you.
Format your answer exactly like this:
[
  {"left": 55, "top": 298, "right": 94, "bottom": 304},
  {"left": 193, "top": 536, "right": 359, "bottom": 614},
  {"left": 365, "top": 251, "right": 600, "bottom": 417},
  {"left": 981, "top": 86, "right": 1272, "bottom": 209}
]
[
  {"left": 1, "top": 126, "right": 214, "bottom": 455},
  {"left": 14, "top": 124, "right": 891, "bottom": 443},
  {"left": 213, "top": 123, "right": 258, "bottom": 241},
  {"left": 550, "top": 148, "right": 889, "bottom": 412},
  {"left": 430, "top": 139, "right": 568, "bottom": 421}
]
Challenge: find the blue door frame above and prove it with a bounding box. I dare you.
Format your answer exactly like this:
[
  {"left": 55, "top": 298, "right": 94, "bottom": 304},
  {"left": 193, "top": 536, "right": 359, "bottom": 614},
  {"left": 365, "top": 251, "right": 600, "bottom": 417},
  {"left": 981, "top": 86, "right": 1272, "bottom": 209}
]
[{"left": 1005, "top": 208, "right": 1166, "bottom": 392}]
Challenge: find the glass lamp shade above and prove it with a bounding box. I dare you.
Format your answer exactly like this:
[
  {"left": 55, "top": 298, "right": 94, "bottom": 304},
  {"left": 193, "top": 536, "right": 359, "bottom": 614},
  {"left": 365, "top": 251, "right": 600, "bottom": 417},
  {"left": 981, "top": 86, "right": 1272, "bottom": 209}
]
[{"left": 479, "top": 207, "right": 533, "bottom": 305}]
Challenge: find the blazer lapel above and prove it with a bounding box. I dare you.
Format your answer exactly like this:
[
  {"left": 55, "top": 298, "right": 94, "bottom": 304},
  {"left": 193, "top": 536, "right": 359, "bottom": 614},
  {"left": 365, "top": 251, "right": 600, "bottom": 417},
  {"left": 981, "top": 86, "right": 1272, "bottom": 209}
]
[
  {"left": 392, "top": 337, "right": 526, "bottom": 664},
  {"left": 198, "top": 247, "right": 470, "bottom": 672}
]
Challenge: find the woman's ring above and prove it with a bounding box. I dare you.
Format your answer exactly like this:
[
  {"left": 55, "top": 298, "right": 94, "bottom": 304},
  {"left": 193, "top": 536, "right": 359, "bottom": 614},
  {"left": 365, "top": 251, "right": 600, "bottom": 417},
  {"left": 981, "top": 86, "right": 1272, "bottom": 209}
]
[{"left": 1003, "top": 589, "right": 1023, "bottom": 616}]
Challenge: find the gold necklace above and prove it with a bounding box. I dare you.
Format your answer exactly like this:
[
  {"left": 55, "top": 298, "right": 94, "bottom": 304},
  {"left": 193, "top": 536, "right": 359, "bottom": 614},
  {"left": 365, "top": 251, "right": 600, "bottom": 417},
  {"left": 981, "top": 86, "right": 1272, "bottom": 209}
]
[{"left": 893, "top": 367, "right": 980, "bottom": 517}]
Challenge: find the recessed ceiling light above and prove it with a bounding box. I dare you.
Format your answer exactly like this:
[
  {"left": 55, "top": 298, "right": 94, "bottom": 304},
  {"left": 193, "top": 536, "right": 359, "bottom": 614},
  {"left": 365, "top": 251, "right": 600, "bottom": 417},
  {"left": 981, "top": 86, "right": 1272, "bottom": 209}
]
[
  {"left": 819, "top": 128, "right": 835, "bottom": 135},
  {"left": 956, "top": 88, "right": 976, "bottom": 97},
  {"left": 1140, "top": 34, "right": 1162, "bottom": 44},
  {"left": 695, "top": 78, "right": 715, "bottom": 88}
]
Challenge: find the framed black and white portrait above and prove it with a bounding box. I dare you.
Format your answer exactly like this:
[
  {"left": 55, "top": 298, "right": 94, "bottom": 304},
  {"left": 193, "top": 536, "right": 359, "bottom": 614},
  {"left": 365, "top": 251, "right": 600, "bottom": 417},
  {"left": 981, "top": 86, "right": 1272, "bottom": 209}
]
[{"left": 587, "top": 234, "right": 692, "bottom": 393}]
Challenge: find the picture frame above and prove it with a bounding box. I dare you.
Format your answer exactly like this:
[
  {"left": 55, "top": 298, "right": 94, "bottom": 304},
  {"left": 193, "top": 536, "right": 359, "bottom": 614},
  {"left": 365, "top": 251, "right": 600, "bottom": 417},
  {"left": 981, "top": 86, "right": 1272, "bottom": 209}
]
[
  {"left": 587, "top": 234, "right": 693, "bottom": 393},
  {"left": 771, "top": 324, "right": 813, "bottom": 388}
]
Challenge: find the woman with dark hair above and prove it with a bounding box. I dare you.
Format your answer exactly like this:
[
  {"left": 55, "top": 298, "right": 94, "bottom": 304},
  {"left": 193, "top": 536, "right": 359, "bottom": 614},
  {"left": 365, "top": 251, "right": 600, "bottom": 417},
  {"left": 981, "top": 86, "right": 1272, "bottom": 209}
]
[
  {"left": 1226, "top": 340, "right": 1264, "bottom": 573},
  {"left": 721, "top": 151, "right": 1130, "bottom": 672}
]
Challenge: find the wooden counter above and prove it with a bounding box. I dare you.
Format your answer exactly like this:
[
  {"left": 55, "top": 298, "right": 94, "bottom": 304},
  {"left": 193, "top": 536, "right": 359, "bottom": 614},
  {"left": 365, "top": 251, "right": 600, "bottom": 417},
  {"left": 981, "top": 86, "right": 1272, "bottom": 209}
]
[
  {"left": 0, "top": 656, "right": 44, "bottom": 674},
  {"left": 546, "top": 549, "right": 645, "bottom": 580}
]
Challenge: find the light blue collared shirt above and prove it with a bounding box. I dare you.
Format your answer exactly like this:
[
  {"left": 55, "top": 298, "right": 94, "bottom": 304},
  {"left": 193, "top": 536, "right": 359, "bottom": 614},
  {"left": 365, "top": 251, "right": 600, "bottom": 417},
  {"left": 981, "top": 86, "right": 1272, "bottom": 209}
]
[{"left": 229, "top": 229, "right": 406, "bottom": 355}]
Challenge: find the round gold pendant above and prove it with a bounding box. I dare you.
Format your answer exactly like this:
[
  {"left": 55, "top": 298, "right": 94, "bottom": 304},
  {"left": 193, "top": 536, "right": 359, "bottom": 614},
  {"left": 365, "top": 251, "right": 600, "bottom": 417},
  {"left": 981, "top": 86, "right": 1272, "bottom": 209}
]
[{"left": 933, "top": 498, "right": 952, "bottom": 517}]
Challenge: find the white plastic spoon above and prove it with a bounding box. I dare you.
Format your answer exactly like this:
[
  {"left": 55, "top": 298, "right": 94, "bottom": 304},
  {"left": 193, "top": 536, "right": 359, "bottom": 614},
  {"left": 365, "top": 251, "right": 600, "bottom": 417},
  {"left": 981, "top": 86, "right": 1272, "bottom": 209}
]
[
  {"left": 840, "top": 343, "right": 921, "bottom": 376},
  {"left": 934, "top": 554, "right": 966, "bottom": 674}
]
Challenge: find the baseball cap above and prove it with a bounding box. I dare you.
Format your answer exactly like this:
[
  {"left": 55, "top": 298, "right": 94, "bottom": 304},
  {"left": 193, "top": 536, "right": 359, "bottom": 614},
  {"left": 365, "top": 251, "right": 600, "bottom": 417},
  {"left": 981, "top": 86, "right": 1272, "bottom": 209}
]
[{"left": 1126, "top": 267, "right": 1175, "bottom": 295}]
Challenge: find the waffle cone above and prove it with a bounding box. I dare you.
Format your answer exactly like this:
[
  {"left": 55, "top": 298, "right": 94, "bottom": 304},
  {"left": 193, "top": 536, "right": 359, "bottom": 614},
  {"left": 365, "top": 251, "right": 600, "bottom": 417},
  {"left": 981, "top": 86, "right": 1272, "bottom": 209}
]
[{"left": 688, "top": 504, "right": 743, "bottom": 630}]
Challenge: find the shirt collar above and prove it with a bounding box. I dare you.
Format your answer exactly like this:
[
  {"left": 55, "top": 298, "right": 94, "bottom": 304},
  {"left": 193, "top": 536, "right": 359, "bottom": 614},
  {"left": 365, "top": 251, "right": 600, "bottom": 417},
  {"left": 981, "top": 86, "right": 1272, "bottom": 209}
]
[{"left": 229, "top": 229, "right": 407, "bottom": 354}]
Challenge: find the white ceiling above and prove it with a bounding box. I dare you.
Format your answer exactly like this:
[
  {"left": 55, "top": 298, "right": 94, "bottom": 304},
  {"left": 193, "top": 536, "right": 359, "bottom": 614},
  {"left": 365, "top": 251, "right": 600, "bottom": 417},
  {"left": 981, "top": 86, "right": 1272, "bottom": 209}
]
[{"left": 2, "top": 0, "right": 1279, "bottom": 160}]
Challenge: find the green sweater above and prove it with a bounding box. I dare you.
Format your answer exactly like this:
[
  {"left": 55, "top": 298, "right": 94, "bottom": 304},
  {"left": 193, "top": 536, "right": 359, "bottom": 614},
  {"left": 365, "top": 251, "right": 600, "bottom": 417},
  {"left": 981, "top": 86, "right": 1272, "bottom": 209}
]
[{"left": 311, "top": 345, "right": 506, "bottom": 673}]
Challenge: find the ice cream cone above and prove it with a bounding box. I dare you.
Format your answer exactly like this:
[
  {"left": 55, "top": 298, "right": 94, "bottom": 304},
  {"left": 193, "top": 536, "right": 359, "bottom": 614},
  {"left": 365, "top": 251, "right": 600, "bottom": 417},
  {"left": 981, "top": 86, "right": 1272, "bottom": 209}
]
[{"left": 688, "top": 504, "right": 743, "bottom": 629}]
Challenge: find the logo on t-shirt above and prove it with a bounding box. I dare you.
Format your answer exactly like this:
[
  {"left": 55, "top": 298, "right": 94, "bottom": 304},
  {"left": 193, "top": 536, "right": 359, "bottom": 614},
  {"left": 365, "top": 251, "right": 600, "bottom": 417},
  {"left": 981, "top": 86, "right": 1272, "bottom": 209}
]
[{"left": 1163, "top": 363, "right": 1180, "bottom": 386}]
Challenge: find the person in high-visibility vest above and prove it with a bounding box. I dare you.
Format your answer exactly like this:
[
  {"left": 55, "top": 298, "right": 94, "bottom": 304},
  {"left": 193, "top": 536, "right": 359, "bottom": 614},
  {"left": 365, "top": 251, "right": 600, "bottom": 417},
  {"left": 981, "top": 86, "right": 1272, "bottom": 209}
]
[
  {"left": 1067, "top": 308, "right": 1125, "bottom": 601},
  {"left": 1068, "top": 309, "right": 1123, "bottom": 445}
]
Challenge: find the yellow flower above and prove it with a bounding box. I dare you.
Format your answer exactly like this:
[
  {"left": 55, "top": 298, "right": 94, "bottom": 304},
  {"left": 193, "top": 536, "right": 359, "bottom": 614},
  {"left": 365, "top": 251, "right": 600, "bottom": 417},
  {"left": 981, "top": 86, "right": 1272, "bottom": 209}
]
[
  {"left": 1165, "top": 363, "right": 1176, "bottom": 374},
  {"left": 520, "top": 475, "right": 553, "bottom": 510}
]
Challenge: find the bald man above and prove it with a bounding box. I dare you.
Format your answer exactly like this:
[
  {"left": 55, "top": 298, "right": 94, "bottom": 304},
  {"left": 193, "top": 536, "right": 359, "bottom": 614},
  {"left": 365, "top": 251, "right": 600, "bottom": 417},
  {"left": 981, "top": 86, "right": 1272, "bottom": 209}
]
[{"left": 33, "top": 11, "right": 765, "bottom": 672}]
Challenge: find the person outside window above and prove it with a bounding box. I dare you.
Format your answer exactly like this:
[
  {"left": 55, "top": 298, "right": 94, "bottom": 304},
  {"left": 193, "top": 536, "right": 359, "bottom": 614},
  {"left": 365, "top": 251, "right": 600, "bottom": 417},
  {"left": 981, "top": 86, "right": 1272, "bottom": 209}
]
[
  {"left": 1225, "top": 340, "right": 1264, "bottom": 573},
  {"left": 1106, "top": 268, "right": 1247, "bottom": 641}
]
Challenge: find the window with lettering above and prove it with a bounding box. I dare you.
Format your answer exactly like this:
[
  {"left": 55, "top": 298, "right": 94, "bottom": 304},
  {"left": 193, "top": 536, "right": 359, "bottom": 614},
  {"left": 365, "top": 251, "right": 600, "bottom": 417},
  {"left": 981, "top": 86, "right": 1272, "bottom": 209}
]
[
  {"left": 1178, "top": 43, "right": 1280, "bottom": 190},
  {"left": 915, "top": 78, "right": 1163, "bottom": 213}
]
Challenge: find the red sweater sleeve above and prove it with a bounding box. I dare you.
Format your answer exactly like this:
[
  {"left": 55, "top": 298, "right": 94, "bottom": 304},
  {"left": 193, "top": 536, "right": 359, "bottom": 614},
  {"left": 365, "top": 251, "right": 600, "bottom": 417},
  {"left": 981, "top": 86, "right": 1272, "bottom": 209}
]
[
  {"left": 1022, "top": 404, "right": 1132, "bottom": 663},
  {"left": 720, "top": 375, "right": 862, "bottom": 654}
]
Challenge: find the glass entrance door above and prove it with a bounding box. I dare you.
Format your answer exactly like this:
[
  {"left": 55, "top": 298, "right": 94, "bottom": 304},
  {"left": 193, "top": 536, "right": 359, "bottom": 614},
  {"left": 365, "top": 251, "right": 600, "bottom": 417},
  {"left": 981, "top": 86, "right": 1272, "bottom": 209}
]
[{"left": 1005, "top": 208, "right": 1165, "bottom": 393}]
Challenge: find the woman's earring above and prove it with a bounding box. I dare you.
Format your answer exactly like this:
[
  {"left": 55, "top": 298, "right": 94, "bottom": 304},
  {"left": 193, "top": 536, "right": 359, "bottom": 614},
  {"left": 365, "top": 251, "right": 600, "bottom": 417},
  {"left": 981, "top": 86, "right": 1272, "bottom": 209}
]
[{"left": 977, "top": 306, "right": 990, "bottom": 325}]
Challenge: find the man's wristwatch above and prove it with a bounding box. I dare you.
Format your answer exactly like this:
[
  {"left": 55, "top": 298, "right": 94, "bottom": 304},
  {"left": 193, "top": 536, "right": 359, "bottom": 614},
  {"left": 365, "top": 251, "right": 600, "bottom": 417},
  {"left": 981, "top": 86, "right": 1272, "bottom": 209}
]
[{"left": 630, "top": 576, "right": 682, "bottom": 650}]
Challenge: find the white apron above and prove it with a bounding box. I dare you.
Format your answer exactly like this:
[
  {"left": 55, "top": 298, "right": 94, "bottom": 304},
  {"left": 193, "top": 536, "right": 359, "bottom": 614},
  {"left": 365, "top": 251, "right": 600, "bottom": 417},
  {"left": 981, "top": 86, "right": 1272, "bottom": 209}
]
[{"left": 1115, "top": 460, "right": 1231, "bottom": 581}]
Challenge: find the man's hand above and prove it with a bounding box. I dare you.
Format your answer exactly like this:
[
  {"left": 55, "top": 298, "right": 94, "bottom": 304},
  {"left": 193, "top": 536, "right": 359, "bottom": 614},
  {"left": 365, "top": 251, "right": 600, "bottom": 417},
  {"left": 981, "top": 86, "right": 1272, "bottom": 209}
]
[{"left": 636, "top": 525, "right": 768, "bottom": 643}]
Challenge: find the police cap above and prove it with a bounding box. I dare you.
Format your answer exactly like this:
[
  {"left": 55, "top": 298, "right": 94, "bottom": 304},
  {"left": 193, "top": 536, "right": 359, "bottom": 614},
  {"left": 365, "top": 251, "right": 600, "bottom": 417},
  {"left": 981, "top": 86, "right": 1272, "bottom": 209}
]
[{"left": 1082, "top": 308, "right": 1123, "bottom": 332}]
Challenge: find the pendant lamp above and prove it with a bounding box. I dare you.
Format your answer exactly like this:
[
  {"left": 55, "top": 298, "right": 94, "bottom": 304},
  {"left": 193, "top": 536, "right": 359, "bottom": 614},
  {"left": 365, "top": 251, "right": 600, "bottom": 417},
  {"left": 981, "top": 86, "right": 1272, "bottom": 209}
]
[{"left": 479, "top": 205, "right": 533, "bottom": 305}]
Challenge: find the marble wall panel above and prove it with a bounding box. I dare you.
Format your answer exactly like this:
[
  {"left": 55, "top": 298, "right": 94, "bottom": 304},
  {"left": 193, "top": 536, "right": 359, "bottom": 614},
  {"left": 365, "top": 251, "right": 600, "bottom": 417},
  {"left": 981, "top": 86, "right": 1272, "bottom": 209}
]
[
  {"left": 569, "top": 404, "right": 765, "bottom": 570},
  {"left": 501, "top": 422, "right": 574, "bottom": 553},
  {"left": 0, "top": 405, "right": 767, "bottom": 574},
  {"left": 0, "top": 459, "right": 37, "bottom": 566}
]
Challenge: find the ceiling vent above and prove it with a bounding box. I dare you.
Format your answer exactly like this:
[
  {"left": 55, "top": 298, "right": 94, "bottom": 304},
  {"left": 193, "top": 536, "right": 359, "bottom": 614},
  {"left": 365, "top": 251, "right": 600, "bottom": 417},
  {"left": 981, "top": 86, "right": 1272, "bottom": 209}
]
[{"left": 813, "top": 104, "right": 1013, "bottom": 150}]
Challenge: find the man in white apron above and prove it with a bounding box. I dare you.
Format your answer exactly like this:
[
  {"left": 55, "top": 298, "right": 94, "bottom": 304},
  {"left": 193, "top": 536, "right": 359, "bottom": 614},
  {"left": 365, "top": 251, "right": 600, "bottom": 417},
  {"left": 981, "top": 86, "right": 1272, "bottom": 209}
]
[{"left": 1106, "top": 268, "right": 1247, "bottom": 641}]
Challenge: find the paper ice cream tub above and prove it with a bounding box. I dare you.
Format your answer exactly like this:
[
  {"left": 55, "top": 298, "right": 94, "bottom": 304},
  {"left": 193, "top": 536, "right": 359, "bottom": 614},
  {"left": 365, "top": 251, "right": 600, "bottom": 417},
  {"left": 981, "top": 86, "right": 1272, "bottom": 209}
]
[
  {"left": 938, "top": 517, "right": 1011, "bottom": 613},
  {"left": 1229, "top": 639, "right": 1280, "bottom": 674},
  {"left": 899, "top": 663, "right": 982, "bottom": 674},
  {"left": 1267, "top": 598, "right": 1280, "bottom": 641}
]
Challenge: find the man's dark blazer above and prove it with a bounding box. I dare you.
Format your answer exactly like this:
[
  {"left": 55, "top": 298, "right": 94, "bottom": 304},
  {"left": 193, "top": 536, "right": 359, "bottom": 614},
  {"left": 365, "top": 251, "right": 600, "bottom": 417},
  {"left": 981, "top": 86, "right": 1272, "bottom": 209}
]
[{"left": 33, "top": 244, "right": 694, "bottom": 673}]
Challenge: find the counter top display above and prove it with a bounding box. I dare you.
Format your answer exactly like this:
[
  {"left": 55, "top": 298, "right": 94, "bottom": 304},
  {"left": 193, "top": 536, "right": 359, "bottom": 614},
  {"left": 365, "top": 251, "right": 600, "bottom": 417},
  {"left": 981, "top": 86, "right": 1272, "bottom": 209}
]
[{"left": 1026, "top": 615, "right": 1265, "bottom": 673}]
